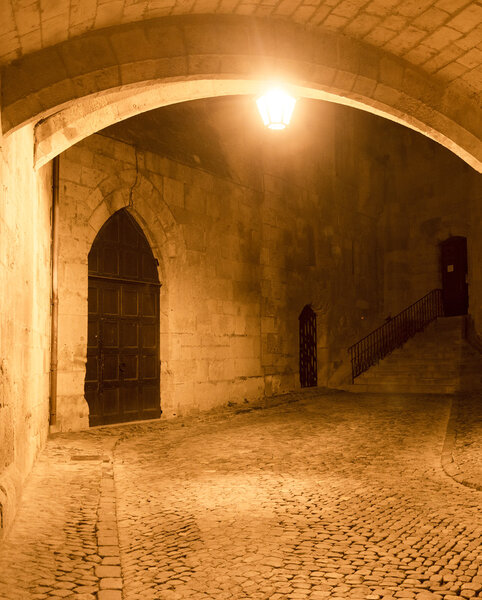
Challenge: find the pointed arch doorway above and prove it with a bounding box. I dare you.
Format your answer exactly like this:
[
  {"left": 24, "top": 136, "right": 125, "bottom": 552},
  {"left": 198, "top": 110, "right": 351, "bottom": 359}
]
[
  {"left": 85, "top": 209, "right": 161, "bottom": 426},
  {"left": 299, "top": 305, "right": 317, "bottom": 388}
]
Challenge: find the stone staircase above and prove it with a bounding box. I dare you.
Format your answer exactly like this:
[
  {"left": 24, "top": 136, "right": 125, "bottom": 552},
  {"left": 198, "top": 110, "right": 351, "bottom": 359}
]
[{"left": 344, "top": 316, "right": 482, "bottom": 394}]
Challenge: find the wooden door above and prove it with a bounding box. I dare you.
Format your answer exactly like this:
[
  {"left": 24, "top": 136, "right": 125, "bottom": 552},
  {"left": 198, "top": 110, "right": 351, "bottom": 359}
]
[
  {"left": 441, "top": 236, "right": 468, "bottom": 317},
  {"left": 85, "top": 210, "right": 161, "bottom": 426},
  {"left": 299, "top": 305, "right": 317, "bottom": 388}
]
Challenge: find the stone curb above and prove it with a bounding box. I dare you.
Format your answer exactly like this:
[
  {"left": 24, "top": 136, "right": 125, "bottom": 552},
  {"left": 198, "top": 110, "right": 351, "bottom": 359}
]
[
  {"left": 96, "top": 436, "right": 123, "bottom": 600},
  {"left": 441, "top": 395, "right": 482, "bottom": 492}
]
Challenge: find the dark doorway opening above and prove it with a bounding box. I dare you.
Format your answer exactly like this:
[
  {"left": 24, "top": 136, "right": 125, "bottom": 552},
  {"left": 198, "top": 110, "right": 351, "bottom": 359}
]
[
  {"left": 440, "top": 236, "right": 468, "bottom": 317},
  {"left": 299, "top": 305, "right": 317, "bottom": 388},
  {"left": 85, "top": 209, "right": 161, "bottom": 426}
]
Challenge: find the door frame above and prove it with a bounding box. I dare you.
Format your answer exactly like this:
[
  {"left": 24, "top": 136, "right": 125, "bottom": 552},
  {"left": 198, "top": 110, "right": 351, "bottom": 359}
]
[
  {"left": 440, "top": 235, "right": 468, "bottom": 317},
  {"left": 85, "top": 209, "right": 161, "bottom": 426}
]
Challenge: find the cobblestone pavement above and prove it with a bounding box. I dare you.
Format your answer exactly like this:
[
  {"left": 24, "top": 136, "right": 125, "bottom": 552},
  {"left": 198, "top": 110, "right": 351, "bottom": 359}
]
[
  {"left": 0, "top": 391, "right": 481, "bottom": 600},
  {"left": 450, "top": 394, "right": 482, "bottom": 490},
  {"left": 0, "top": 433, "right": 119, "bottom": 600}
]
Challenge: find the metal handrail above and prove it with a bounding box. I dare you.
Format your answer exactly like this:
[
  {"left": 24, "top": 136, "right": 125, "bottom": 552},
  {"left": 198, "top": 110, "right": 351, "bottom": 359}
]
[{"left": 348, "top": 289, "right": 444, "bottom": 382}]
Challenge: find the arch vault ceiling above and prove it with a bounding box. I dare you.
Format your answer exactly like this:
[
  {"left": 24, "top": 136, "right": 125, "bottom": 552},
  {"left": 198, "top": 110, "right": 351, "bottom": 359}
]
[{"left": 0, "top": 0, "right": 480, "bottom": 99}]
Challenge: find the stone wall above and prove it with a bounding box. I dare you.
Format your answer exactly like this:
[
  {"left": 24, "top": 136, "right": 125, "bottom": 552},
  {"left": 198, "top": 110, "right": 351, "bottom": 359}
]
[
  {"left": 56, "top": 116, "right": 385, "bottom": 429},
  {"left": 469, "top": 179, "right": 482, "bottom": 335},
  {"left": 0, "top": 100, "right": 479, "bottom": 535},
  {"left": 0, "top": 125, "right": 52, "bottom": 536},
  {"left": 374, "top": 122, "right": 480, "bottom": 317},
  {"left": 55, "top": 103, "right": 480, "bottom": 431}
]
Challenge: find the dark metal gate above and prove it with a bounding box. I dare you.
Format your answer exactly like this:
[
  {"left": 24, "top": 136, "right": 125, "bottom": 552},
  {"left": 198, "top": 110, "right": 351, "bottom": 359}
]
[
  {"left": 85, "top": 209, "right": 161, "bottom": 426},
  {"left": 299, "top": 305, "right": 317, "bottom": 388}
]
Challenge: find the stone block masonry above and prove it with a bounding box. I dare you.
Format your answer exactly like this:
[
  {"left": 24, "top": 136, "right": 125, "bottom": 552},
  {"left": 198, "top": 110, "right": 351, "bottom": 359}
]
[
  {"left": 3, "top": 14, "right": 482, "bottom": 172},
  {"left": 57, "top": 116, "right": 385, "bottom": 429},
  {"left": 0, "top": 125, "right": 52, "bottom": 536},
  {"left": 55, "top": 99, "right": 481, "bottom": 431}
]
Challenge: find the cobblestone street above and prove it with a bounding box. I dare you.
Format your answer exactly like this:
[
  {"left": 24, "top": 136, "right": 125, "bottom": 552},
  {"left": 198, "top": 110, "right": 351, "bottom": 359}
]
[{"left": 0, "top": 391, "right": 481, "bottom": 600}]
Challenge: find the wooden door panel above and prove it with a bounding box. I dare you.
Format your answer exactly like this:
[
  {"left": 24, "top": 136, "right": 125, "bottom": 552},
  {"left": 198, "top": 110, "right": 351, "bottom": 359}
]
[
  {"left": 103, "top": 218, "right": 119, "bottom": 243},
  {"left": 85, "top": 209, "right": 160, "bottom": 426},
  {"left": 142, "top": 291, "right": 157, "bottom": 316},
  {"left": 122, "top": 218, "right": 138, "bottom": 247},
  {"left": 142, "top": 254, "right": 158, "bottom": 280},
  {"left": 142, "top": 385, "right": 159, "bottom": 412},
  {"left": 102, "top": 320, "right": 119, "bottom": 347},
  {"left": 88, "top": 285, "right": 98, "bottom": 313},
  {"left": 102, "top": 287, "right": 120, "bottom": 315},
  {"left": 141, "top": 355, "right": 157, "bottom": 379},
  {"left": 441, "top": 237, "right": 468, "bottom": 316},
  {"left": 121, "top": 354, "right": 138, "bottom": 380},
  {"left": 140, "top": 324, "right": 156, "bottom": 348},
  {"left": 103, "top": 388, "right": 120, "bottom": 416},
  {"left": 122, "top": 287, "right": 139, "bottom": 316},
  {"left": 121, "top": 385, "right": 139, "bottom": 416},
  {"left": 122, "top": 249, "right": 139, "bottom": 279},
  {"left": 102, "top": 248, "right": 119, "bottom": 275},
  {"left": 103, "top": 354, "right": 118, "bottom": 381},
  {"left": 120, "top": 321, "right": 138, "bottom": 348}
]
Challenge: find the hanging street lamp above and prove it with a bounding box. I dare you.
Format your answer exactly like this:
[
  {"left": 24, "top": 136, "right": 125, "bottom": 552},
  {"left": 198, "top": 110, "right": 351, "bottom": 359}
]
[{"left": 256, "top": 87, "right": 297, "bottom": 130}]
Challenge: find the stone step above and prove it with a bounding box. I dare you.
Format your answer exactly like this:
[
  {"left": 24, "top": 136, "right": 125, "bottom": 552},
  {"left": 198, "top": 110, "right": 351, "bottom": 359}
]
[
  {"left": 365, "top": 365, "right": 481, "bottom": 375},
  {"left": 358, "top": 375, "right": 460, "bottom": 381},
  {"left": 341, "top": 383, "right": 457, "bottom": 394},
  {"left": 380, "top": 356, "right": 481, "bottom": 366},
  {"left": 358, "top": 375, "right": 460, "bottom": 384},
  {"left": 342, "top": 315, "right": 482, "bottom": 394},
  {"left": 379, "top": 352, "right": 470, "bottom": 360},
  {"left": 358, "top": 360, "right": 463, "bottom": 369},
  {"left": 386, "top": 345, "right": 466, "bottom": 355}
]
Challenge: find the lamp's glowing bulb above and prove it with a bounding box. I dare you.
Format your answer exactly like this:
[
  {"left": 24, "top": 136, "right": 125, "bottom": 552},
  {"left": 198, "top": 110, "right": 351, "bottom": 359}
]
[{"left": 256, "top": 88, "right": 296, "bottom": 130}]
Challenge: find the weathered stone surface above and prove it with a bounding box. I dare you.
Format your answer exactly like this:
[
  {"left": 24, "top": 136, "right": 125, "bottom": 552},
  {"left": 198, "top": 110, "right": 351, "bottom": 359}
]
[
  {"left": 1, "top": 2, "right": 481, "bottom": 103},
  {"left": 97, "top": 591, "right": 122, "bottom": 600},
  {"left": 2, "top": 14, "right": 481, "bottom": 171},
  {"left": 0, "top": 13, "right": 481, "bottom": 572},
  {"left": 54, "top": 103, "right": 481, "bottom": 430},
  {"left": 0, "top": 125, "right": 52, "bottom": 536},
  {"left": 95, "top": 566, "right": 122, "bottom": 578}
]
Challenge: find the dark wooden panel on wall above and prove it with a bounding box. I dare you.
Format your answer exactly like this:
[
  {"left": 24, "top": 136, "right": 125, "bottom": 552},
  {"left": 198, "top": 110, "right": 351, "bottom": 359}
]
[{"left": 85, "top": 209, "right": 161, "bottom": 426}]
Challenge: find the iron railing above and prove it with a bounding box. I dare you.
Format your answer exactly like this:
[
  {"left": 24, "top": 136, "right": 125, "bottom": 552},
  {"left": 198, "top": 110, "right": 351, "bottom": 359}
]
[{"left": 349, "top": 289, "right": 444, "bottom": 382}]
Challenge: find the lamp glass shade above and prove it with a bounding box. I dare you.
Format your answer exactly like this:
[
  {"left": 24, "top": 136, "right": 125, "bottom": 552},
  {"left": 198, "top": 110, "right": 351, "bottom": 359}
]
[{"left": 256, "top": 88, "right": 296, "bottom": 130}]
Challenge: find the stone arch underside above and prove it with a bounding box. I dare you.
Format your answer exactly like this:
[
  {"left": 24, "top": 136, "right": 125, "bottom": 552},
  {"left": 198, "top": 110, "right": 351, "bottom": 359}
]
[{"left": 2, "top": 14, "right": 481, "bottom": 172}]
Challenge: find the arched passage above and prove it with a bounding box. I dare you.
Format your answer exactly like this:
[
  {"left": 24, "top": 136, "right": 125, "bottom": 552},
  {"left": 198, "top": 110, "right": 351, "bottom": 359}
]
[
  {"left": 1, "top": 15, "right": 480, "bottom": 172},
  {"left": 86, "top": 209, "right": 161, "bottom": 426}
]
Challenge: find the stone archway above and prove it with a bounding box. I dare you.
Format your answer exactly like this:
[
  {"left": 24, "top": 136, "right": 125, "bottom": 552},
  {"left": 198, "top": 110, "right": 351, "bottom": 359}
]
[
  {"left": 55, "top": 162, "right": 184, "bottom": 432},
  {"left": 1, "top": 15, "right": 481, "bottom": 172}
]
